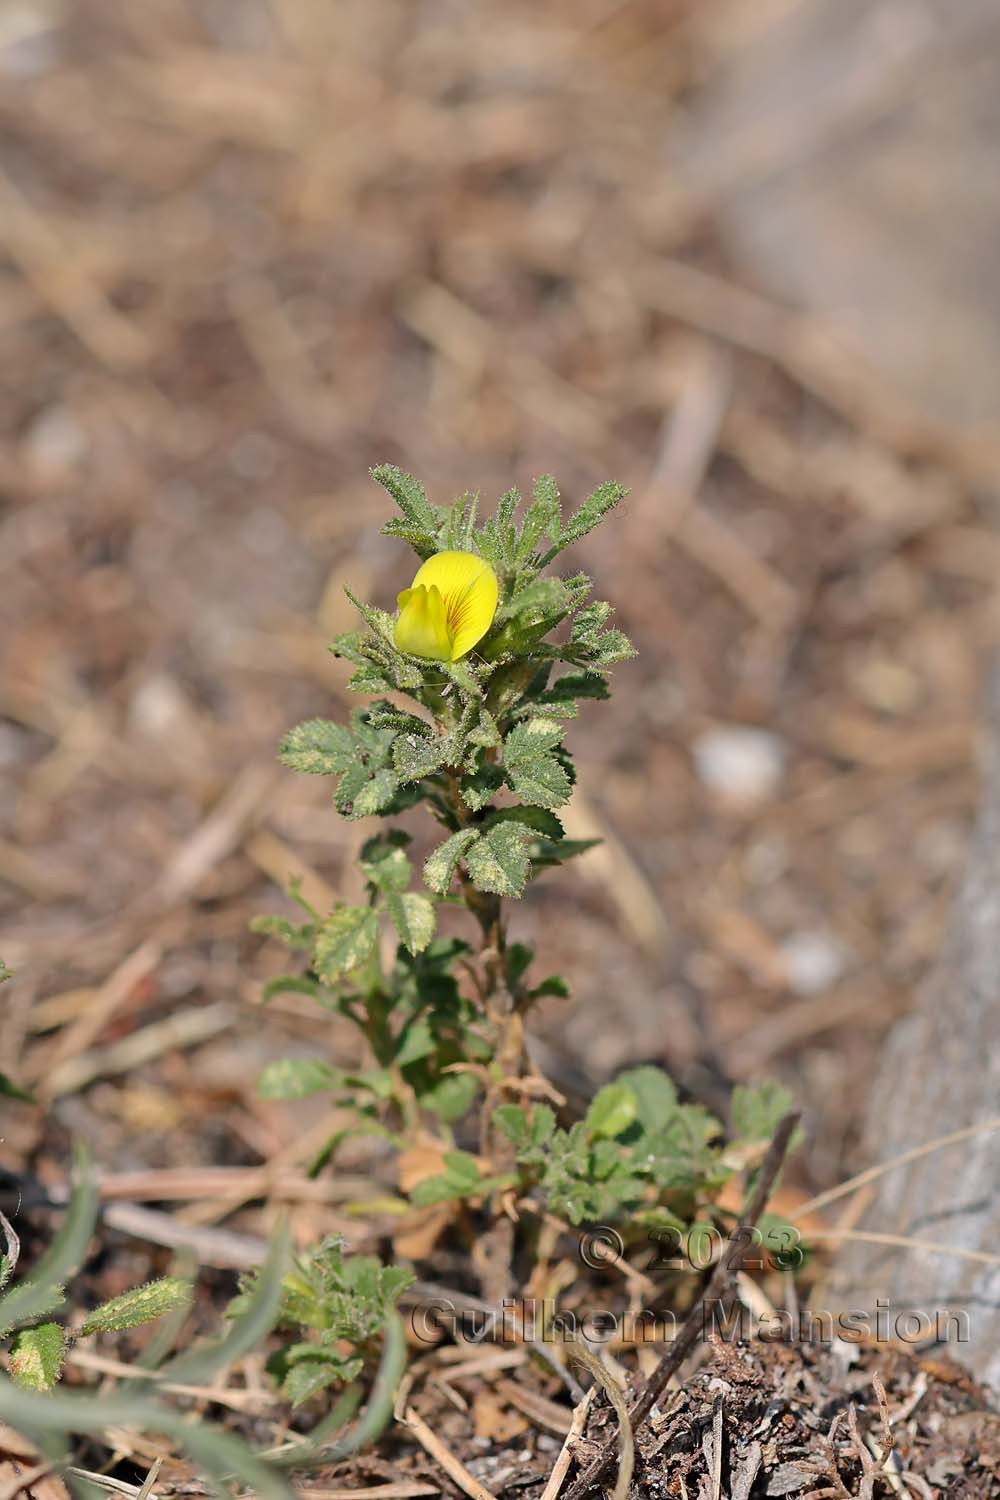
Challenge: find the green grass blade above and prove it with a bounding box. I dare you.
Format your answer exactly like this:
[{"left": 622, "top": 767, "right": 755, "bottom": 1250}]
[{"left": 159, "top": 1219, "right": 289, "bottom": 1385}]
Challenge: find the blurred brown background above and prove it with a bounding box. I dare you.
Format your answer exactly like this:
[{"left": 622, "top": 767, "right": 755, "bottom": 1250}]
[{"left": 2, "top": 0, "right": 999, "bottom": 1209}]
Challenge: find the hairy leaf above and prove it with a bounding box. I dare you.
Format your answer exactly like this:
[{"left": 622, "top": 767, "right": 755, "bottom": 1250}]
[
  {"left": 465, "top": 822, "right": 532, "bottom": 897},
  {"left": 10, "top": 1323, "right": 66, "bottom": 1391},
  {"left": 503, "top": 717, "right": 571, "bottom": 809},
  {"left": 279, "top": 720, "right": 356, "bottom": 775},
  {"left": 423, "top": 829, "right": 479, "bottom": 895},
  {"left": 81, "top": 1278, "right": 193, "bottom": 1336},
  {"left": 313, "top": 907, "right": 378, "bottom": 982},
  {"left": 384, "top": 891, "right": 436, "bottom": 956}
]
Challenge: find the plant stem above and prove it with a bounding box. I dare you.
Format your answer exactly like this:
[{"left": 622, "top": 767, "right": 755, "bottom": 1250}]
[{"left": 442, "top": 767, "right": 525, "bottom": 1301}]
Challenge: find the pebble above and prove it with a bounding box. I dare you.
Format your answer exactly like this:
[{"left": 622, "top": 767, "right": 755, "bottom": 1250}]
[
  {"left": 23, "top": 404, "right": 88, "bottom": 479},
  {"left": 780, "top": 930, "right": 848, "bottom": 996},
  {"left": 692, "top": 726, "right": 786, "bottom": 805}
]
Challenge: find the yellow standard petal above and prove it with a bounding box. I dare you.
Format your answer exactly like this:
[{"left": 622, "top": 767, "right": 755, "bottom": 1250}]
[{"left": 394, "top": 550, "right": 498, "bottom": 662}]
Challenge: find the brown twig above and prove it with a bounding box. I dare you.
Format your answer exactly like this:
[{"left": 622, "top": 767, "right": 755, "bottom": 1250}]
[
  {"left": 561, "top": 1110, "right": 801, "bottom": 1500},
  {"left": 402, "top": 1407, "right": 499, "bottom": 1500}
]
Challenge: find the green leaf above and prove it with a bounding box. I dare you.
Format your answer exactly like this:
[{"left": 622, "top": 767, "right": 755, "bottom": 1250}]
[
  {"left": 613, "top": 1066, "right": 680, "bottom": 1134},
  {"left": 10, "top": 1323, "right": 66, "bottom": 1391},
  {"left": 279, "top": 719, "right": 355, "bottom": 775},
  {"left": 460, "top": 763, "right": 505, "bottom": 812},
  {"left": 284, "top": 1357, "right": 356, "bottom": 1408},
  {"left": 441, "top": 493, "right": 479, "bottom": 552},
  {"left": 586, "top": 629, "right": 636, "bottom": 667},
  {"left": 441, "top": 658, "right": 483, "bottom": 699},
  {"left": 475, "top": 487, "right": 520, "bottom": 570},
  {"left": 360, "top": 831, "right": 413, "bottom": 892},
  {"left": 465, "top": 821, "right": 532, "bottom": 897},
  {"left": 81, "top": 1278, "right": 193, "bottom": 1336},
  {"left": 515, "top": 474, "right": 561, "bottom": 562},
  {"left": 529, "top": 1104, "right": 557, "bottom": 1146},
  {"left": 527, "top": 974, "right": 570, "bottom": 1000},
  {"left": 443, "top": 1151, "right": 482, "bottom": 1193},
  {"left": 731, "top": 1082, "right": 802, "bottom": 1147},
  {"left": 423, "top": 829, "right": 479, "bottom": 895},
  {"left": 163, "top": 1222, "right": 290, "bottom": 1385},
  {"left": 393, "top": 1017, "right": 436, "bottom": 1068},
  {"left": 570, "top": 600, "right": 612, "bottom": 644},
  {"left": 408, "top": 1175, "right": 461, "bottom": 1207},
  {"left": 384, "top": 891, "right": 436, "bottom": 956},
  {"left": 259, "top": 1058, "right": 342, "bottom": 1100},
  {"left": 0, "top": 1386, "right": 289, "bottom": 1500},
  {"left": 416, "top": 1069, "right": 480, "bottom": 1122},
  {"left": 261, "top": 974, "right": 332, "bottom": 1005},
  {"left": 585, "top": 1082, "right": 638, "bottom": 1140},
  {"left": 493, "top": 1105, "right": 528, "bottom": 1146},
  {"left": 336, "top": 763, "right": 398, "bottom": 819},
  {"left": 344, "top": 587, "right": 397, "bottom": 646},
  {"left": 409, "top": 1150, "right": 482, "bottom": 1206},
  {"left": 313, "top": 907, "right": 378, "bottom": 982},
  {"left": 371, "top": 464, "right": 437, "bottom": 527},
  {"left": 484, "top": 805, "right": 564, "bottom": 841},
  {"left": 551, "top": 480, "right": 626, "bottom": 552},
  {"left": 319, "top": 1308, "right": 408, "bottom": 1462},
  {"left": 393, "top": 730, "right": 454, "bottom": 783},
  {"left": 468, "top": 708, "right": 501, "bottom": 749},
  {"left": 502, "top": 717, "right": 571, "bottom": 809},
  {"left": 533, "top": 672, "right": 610, "bottom": 716}
]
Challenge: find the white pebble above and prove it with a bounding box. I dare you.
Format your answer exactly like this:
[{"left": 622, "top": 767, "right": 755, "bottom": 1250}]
[
  {"left": 780, "top": 930, "right": 848, "bottom": 996},
  {"left": 692, "top": 726, "right": 785, "bottom": 804}
]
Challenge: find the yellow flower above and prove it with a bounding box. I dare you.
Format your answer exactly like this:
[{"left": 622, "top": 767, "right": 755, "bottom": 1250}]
[{"left": 394, "top": 550, "right": 499, "bottom": 662}]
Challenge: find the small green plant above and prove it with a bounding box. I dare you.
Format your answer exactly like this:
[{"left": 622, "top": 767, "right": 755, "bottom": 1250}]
[
  {"left": 258, "top": 470, "right": 798, "bottom": 1259},
  {"left": 233, "top": 1236, "right": 413, "bottom": 1408}
]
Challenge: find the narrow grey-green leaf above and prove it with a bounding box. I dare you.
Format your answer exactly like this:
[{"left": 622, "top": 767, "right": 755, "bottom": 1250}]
[
  {"left": 81, "top": 1278, "right": 193, "bottom": 1337},
  {"left": 162, "top": 1221, "right": 290, "bottom": 1384},
  {"left": 0, "top": 1384, "right": 290, "bottom": 1500},
  {"left": 370, "top": 464, "right": 438, "bottom": 531},
  {"left": 547, "top": 480, "right": 626, "bottom": 554}
]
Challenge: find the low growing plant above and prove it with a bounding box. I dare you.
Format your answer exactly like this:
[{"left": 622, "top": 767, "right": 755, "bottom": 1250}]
[
  {"left": 232, "top": 1235, "right": 413, "bottom": 1409},
  {"left": 256, "top": 466, "right": 799, "bottom": 1330}
]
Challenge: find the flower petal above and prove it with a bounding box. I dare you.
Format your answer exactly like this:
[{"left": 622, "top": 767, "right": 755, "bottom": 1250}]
[
  {"left": 408, "top": 550, "right": 498, "bottom": 660},
  {"left": 394, "top": 583, "right": 452, "bottom": 660},
  {"left": 447, "top": 567, "right": 499, "bottom": 659}
]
